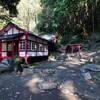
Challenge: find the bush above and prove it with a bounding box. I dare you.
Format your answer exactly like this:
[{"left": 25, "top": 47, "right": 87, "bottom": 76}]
[{"left": 10, "top": 56, "right": 23, "bottom": 73}]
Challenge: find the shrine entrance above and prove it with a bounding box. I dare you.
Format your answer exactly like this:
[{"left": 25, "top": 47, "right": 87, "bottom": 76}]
[{"left": 69, "top": 44, "right": 82, "bottom": 56}]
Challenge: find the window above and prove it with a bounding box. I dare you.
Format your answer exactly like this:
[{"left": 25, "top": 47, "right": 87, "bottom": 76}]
[
  {"left": 39, "top": 44, "right": 43, "bottom": 51},
  {"left": 32, "top": 42, "right": 36, "bottom": 51},
  {"left": 44, "top": 45, "right": 48, "bottom": 51},
  {"left": 8, "top": 43, "right": 12, "bottom": 51},
  {"left": 28, "top": 41, "right": 36, "bottom": 51},
  {"left": 2, "top": 43, "right": 6, "bottom": 51},
  {"left": 36, "top": 43, "right": 43, "bottom": 51},
  {"left": 20, "top": 41, "right": 25, "bottom": 50},
  {"left": 28, "top": 42, "right": 31, "bottom": 50}
]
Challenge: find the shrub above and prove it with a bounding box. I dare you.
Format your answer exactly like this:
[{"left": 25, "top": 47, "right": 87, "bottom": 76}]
[{"left": 10, "top": 56, "right": 23, "bottom": 73}]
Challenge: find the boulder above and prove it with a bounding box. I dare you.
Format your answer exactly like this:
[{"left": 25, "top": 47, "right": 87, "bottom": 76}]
[
  {"left": 0, "top": 63, "right": 9, "bottom": 68},
  {"left": 33, "top": 68, "right": 42, "bottom": 74},
  {"left": 38, "top": 81, "right": 57, "bottom": 90},
  {"left": 1, "top": 58, "right": 10, "bottom": 67},
  {"left": 81, "top": 64, "right": 100, "bottom": 73},
  {"left": 0, "top": 63, "right": 9, "bottom": 72},
  {"left": 59, "top": 81, "right": 77, "bottom": 94},
  {"left": 42, "top": 69, "right": 55, "bottom": 74},
  {"left": 82, "top": 72, "right": 92, "bottom": 80},
  {"left": 23, "top": 68, "right": 33, "bottom": 73},
  {"left": 94, "top": 56, "right": 100, "bottom": 64},
  {"left": 0, "top": 58, "right": 13, "bottom": 72}
]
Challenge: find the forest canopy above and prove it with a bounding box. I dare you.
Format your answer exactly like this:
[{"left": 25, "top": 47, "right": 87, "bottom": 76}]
[
  {"left": 37, "top": 0, "right": 100, "bottom": 36},
  {"left": 0, "top": 0, "right": 100, "bottom": 41}
]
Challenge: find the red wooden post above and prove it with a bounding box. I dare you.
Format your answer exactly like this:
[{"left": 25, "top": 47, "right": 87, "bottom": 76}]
[
  {"left": 6, "top": 39, "right": 8, "bottom": 58},
  {"left": 24, "top": 33, "right": 28, "bottom": 64},
  {"left": 77, "top": 45, "right": 81, "bottom": 55},
  {"left": 0, "top": 40, "right": 1, "bottom": 62},
  {"left": 12, "top": 27, "right": 14, "bottom": 56},
  {"left": 71, "top": 45, "right": 74, "bottom": 55},
  {"left": 18, "top": 39, "right": 20, "bottom": 56},
  {"left": 42, "top": 39, "right": 44, "bottom": 56},
  {"left": 25, "top": 33, "right": 28, "bottom": 58},
  {"left": 18, "top": 30, "right": 20, "bottom": 56},
  {"left": 36, "top": 37, "right": 37, "bottom": 56},
  {"left": 12, "top": 39, "right": 14, "bottom": 56}
]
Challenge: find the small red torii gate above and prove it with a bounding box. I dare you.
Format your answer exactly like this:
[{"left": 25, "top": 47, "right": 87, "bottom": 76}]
[{"left": 69, "top": 43, "right": 82, "bottom": 55}]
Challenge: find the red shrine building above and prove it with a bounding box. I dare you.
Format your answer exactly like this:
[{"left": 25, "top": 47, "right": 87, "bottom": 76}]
[{"left": 0, "top": 22, "right": 49, "bottom": 63}]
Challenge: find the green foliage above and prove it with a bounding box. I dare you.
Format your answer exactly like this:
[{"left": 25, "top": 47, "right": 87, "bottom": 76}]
[
  {"left": 37, "top": 0, "right": 100, "bottom": 37},
  {"left": 11, "top": 56, "right": 22, "bottom": 65},
  {"left": 0, "top": 0, "right": 99, "bottom": 42},
  {"left": 0, "top": 0, "right": 20, "bottom": 28},
  {"left": 10, "top": 56, "right": 23, "bottom": 72},
  {"left": 58, "top": 28, "right": 86, "bottom": 47},
  {"left": 0, "top": 0, "right": 20, "bottom": 16}
]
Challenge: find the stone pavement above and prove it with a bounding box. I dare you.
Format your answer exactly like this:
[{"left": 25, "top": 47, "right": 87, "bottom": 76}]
[{"left": 0, "top": 59, "right": 100, "bottom": 100}]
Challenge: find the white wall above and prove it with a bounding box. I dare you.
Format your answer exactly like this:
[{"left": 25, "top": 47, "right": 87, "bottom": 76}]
[
  {"left": 4, "top": 26, "right": 24, "bottom": 35},
  {"left": 27, "top": 52, "right": 36, "bottom": 57},
  {"left": 37, "top": 52, "right": 43, "bottom": 56},
  {"left": 7, "top": 28, "right": 12, "bottom": 35},
  {"left": 13, "top": 28, "right": 19, "bottom": 34},
  {"left": 19, "top": 52, "right": 25, "bottom": 57},
  {"left": 44, "top": 52, "right": 48, "bottom": 56},
  {"left": 2, "top": 52, "right": 6, "bottom": 57}
]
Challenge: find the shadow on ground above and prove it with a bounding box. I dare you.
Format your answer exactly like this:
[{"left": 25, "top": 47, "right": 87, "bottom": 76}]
[{"left": 0, "top": 59, "right": 100, "bottom": 100}]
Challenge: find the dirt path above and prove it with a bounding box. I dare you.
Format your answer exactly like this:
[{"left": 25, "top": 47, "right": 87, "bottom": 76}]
[{"left": 0, "top": 59, "right": 100, "bottom": 100}]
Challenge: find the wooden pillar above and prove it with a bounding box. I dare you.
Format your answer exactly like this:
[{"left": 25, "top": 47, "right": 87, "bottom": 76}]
[
  {"left": 0, "top": 40, "right": 1, "bottom": 62},
  {"left": 71, "top": 45, "right": 74, "bottom": 56},
  {"left": 6, "top": 39, "right": 8, "bottom": 57},
  {"left": 77, "top": 45, "right": 81, "bottom": 56},
  {"left": 12, "top": 39, "right": 14, "bottom": 56},
  {"left": 36, "top": 37, "right": 37, "bottom": 56},
  {"left": 18, "top": 30, "right": 20, "bottom": 56},
  {"left": 18, "top": 38, "right": 20, "bottom": 56},
  {"left": 25, "top": 34, "right": 28, "bottom": 63},
  {"left": 42, "top": 40, "right": 44, "bottom": 56},
  {"left": 47, "top": 42, "right": 49, "bottom": 56},
  {"left": 25, "top": 57, "right": 28, "bottom": 64}
]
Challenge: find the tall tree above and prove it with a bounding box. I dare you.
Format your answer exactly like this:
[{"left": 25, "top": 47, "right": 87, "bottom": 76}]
[
  {"left": 37, "top": 0, "right": 100, "bottom": 36},
  {"left": 17, "top": 0, "right": 42, "bottom": 31}
]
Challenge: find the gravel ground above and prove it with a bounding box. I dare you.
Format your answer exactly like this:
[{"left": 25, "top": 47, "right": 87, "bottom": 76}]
[{"left": 0, "top": 59, "right": 100, "bottom": 100}]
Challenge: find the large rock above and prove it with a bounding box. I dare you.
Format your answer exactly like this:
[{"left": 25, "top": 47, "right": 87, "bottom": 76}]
[
  {"left": 42, "top": 69, "right": 55, "bottom": 74},
  {"left": 1, "top": 58, "right": 11, "bottom": 67},
  {"left": 38, "top": 81, "right": 57, "bottom": 90},
  {"left": 94, "top": 56, "right": 100, "bottom": 64},
  {"left": 23, "top": 68, "right": 33, "bottom": 73},
  {"left": 80, "top": 64, "right": 100, "bottom": 72},
  {"left": 0, "top": 58, "right": 12, "bottom": 72},
  {"left": 60, "top": 81, "right": 77, "bottom": 94},
  {"left": 0, "top": 63, "right": 9, "bottom": 68},
  {"left": 33, "top": 68, "right": 42, "bottom": 74},
  {"left": 82, "top": 72, "right": 92, "bottom": 80},
  {"left": 0, "top": 63, "right": 9, "bottom": 72}
]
